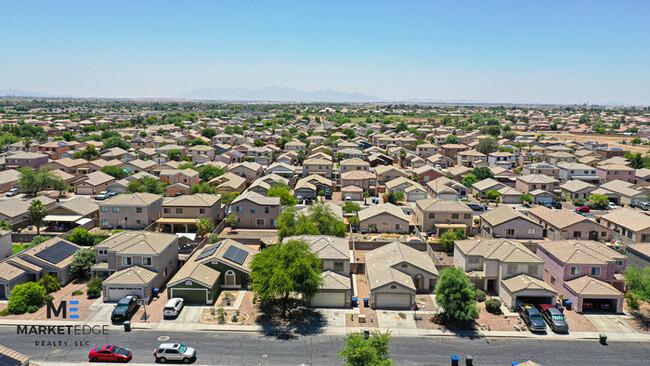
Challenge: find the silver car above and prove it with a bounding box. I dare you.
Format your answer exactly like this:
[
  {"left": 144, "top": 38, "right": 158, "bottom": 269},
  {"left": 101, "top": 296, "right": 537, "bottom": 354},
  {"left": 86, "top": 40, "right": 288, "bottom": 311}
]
[{"left": 154, "top": 343, "right": 197, "bottom": 363}]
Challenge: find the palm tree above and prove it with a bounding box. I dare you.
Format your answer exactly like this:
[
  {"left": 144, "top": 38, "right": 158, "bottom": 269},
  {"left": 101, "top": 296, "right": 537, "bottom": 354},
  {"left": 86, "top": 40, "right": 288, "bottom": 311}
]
[
  {"left": 28, "top": 199, "right": 47, "bottom": 235},
  {"left": 399, "top": 149, "right": 407, "bottom": 168},
  {"left": 23, "top": 137, "right": 32, "bottom": 150}
]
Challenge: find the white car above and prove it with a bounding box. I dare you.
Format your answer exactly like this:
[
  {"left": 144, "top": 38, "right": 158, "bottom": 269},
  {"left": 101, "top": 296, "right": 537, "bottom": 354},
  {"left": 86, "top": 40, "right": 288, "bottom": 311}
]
[
  {"left": 94, "top": 191, "right": 109, "bottom": 200},
  {"left": 607, "top": 202, "right": 618, "bottom": 209},
  {"left": 153, "top": 343, "right": 196, "bottom": 363},
  {"left": 6, "top": 188, "right": 18, "bottom": 197},
  {"left": 162, "top": 298, "right": 184, "bottom": 318}
]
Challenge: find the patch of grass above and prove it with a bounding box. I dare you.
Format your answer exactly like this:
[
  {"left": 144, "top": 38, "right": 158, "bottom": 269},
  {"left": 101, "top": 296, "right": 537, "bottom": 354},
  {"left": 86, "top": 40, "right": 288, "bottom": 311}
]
[
  {"left": 72, "top": 290, "right": 84, "bottom": 296},
  {"left": 12, "top": 244, "right": 31, "bottom": 254}
]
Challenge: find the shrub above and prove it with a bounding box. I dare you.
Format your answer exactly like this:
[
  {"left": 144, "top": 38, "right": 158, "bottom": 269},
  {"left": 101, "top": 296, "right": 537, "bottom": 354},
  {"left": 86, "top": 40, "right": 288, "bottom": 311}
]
[
  {"left": 87, "top": 277, "right": 103, "bottom": 290},
  {"left": 72, "top": 290, "right": 84, "bottom": 296},
  {"left": 68, "top": 228, "right": 95, "bottom": 246},
  {"left": 7, "top": 282, "right": 47, "bottom": 315},
  {"left": 207, "top": 234, "right": 221, "bottom": 244},
  {"left": 475, "top": 289, "right": 487, "bottom": 303},
  {"left": 38, "top": 274, "right": 61, "bottom": 293},
  {"left": 573, "top": 198, "right": 587, "bottom": 207},
  {"left": 626, "top": 292, "right": 640, "bottom": 310},
  {"left": 87, "top": 287, "right": 101, "bottom": 298},
  {"left": 44, "top": 294, "right": 54, "bottom": 302},
  {"left": 30, "top": 236, "right": 50, "bottom": 246},
  {"left": 0, "top": 309, "right": 9, "bottom": 316},
  {"left": 26, "top": 305, "right": 39, "bottom": 313},
  {"left": 485, "top": 298, "right": 501, "bottom": 314}
]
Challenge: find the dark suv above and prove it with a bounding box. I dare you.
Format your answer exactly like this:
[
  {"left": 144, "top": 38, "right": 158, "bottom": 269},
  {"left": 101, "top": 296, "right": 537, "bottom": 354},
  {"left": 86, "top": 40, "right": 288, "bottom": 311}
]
[
  {"left": 539, "top": 304, "right": 569, "bottom": 333},
  {"left": 111, "top": 295, "right": 139, "bottom": 322},
  {"left": 519, "top": 303, "right": 547, "bottom": 332}
]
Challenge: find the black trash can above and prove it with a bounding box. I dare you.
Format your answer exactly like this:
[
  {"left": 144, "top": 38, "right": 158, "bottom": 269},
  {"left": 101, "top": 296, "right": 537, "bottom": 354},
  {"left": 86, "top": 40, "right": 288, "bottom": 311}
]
[
  {"left": 123, "top": 321, "right": 131, "bottom": 332},
  {"left": 599, "top": 333, "right": 607, "bottom": 345},
  {"left": 363, "top": 328, "right": 370, "bottom": 339},
  {"left": 465, "top": 355, "right": 473, "bottom": 366},
  {"left": 351, "top": 297, "right": 358, "bottom": 307},
  {"left": 363, "top": 298, "right": 370, "bottom": 307}
]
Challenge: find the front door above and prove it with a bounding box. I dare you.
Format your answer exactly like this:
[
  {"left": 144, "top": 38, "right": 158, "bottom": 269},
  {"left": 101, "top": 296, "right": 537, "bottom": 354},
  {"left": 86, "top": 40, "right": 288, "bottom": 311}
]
[
  {"left": 487, "top": 279, "right": 496, "bottom": 293},
  {"left": 589, "top": 231, "right": 598, "bottom": 241}
]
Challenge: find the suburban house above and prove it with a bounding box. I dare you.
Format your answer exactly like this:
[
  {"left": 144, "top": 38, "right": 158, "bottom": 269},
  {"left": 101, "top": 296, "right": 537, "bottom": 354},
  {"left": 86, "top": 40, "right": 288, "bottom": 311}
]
[
  {"left": 157, "top": 194, "right": 222, "bottom": 234},
  {"left": 426, "top": 177, "right": 467, "bottom": 200},
  {"left": 341, "top": 170, "right": 377, "bottom": 194},
  {"left": 358, "top": 203, "right": 410, "bottom": 234},
  {"left": 440, "top": 144, "right": 469, "bottom": 159},
  {"left": 414, "top": 198, "right": 473, "bottom": 235},
  {"left": 0, "top": 196, "right": 56, "bottom": 226},
  {"left": 412, "top": 165, "right": 444, "bottom": 183},
  {"left": 537, "top": 240, "right": 626, "bottom": 313},
  {"left": 91, "top": 231, "right": 179, "bottom": 302},
  {"left": 471, "top": 178, "right": 506, "bottom": 197},
  {"left": 454, "top": 238, "right": 556, "bottom": 309},
  {"left": 522, "top": 163, "right": 559, "bottom": 178},
  {"left": 166, "top": 239, "right": 257, "bottom": 304},
  {"left": 231, "top": 191, "right": 281, "bottom": 228},
  {"left": 457, "top": 149, "right": 487, "bottom": 168},
  {"left": 488, "top": 152, "right": 517, "bottom": 169},
  {"left": 365, "top": 241, "right": 438, "bottom": 309},
  {"left": 599, "top": 209, "right": 650, "bottom": 243},
  {"left": 416, "top": 143, "right": 439, "bottom": 158},
  {"left": 99, "top": 193, "right": 163, "bottom": 229},
  {"left": 557, "top": 162, "right": 600, "bottom": 184},
  {"left": 228, "top": 162, "right": 263, "bottom": 183},
  {"left": 302, "top": 158, "right": 333, "bottom": 178},
  {"left": 593, "top": 180, "right": 648, "bottom": 205},
  {"left": 158, "top": 168, "right": 200, "bottom": 187},
  {"left": 374, "top": 165, "right": 408, "bottom": 185},
  {"left": 528, "top": 206, "right": 610, "bottom": 241},
  {"left": 597, "top": 164, "right": 635, "bottom": 183},
  {"left": 120, "top": 159, "right": 157, "bottom": 175},
  {"left": 339, "top": 158, "right": 370, "bottom": 173},
  {"left": 479, "top": 206, "right": 543, "bottom": 240},
  {"left": 515, "top": 174, "right": 560, "bottom": 195},
  {"left": 285, "top": 235, "right": 352, "bottom": 308},
  {"left": 75, "top": 171, "right": 116, "bottom": 195},
  {"left": 0, "top": 169, "right": 20, "bottom": 192},
  {"left": 264, "top": 162, "right": 297, "bottom": 179},
  {"left": 210, "top": 172, "right": 247, "bottom": 195},
  {"left": 560, "top": 180, "right": 597, "bottom": 200},
  {"left": 1, "top": 152, "right": 48, "bottom": 169}
]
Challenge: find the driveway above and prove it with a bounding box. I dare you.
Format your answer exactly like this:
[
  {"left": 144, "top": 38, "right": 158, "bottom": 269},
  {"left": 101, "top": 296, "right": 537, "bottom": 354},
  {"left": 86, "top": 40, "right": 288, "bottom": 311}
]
[
  {"left": 376, "top": 310, "right": 417, "bottom": 331},
  {"left": 584, "top": 313, "right": 638, "bottom": 333}
]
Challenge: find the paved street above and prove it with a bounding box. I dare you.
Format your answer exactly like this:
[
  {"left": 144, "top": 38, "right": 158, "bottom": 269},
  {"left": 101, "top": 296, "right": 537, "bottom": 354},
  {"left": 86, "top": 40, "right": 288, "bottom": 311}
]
[{"left": 1, "top": 326, "right": 650, "bottom": 366}]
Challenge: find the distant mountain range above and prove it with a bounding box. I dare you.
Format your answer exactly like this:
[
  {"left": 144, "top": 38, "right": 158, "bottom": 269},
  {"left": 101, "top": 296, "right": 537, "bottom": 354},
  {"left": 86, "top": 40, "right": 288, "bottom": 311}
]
[
  {"left": 0, "top": 88, "right": 58, "bottom": 98},
  {"left": 179, "top": 86, "right": 384, "bottom": 103}
]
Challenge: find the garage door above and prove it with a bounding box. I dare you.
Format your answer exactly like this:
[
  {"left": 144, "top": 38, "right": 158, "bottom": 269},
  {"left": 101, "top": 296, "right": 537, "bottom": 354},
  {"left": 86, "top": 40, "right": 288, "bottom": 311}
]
[
  {"left": 107, "top": 287, "right": 143, "bottom": 302},
  {"left": 170, "top": 288, "right": 208, "bottom": 304},
  {"left": 310, "top": 292, "right": 345, "bottom": 308},
  {"left": 583, "top": 298, "right": 618, "bottom": 312},
  {"left": 516, "top": 296, "right": 554, "bottom": 307},
  {"left": 0, "top": 284, "right": 5, "bottom": 299},
  {"left": 375, "top": 293, "right": 411, "bottom": 309},
  {"left": 76, "top": 187, "right": 95, "bottom": 195}
]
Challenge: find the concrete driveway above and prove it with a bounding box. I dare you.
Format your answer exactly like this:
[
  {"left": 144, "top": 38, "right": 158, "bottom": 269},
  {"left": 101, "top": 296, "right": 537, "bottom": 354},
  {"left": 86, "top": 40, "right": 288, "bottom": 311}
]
[{"left": 584, "top": 313, "right": 637, "bottom": 333}]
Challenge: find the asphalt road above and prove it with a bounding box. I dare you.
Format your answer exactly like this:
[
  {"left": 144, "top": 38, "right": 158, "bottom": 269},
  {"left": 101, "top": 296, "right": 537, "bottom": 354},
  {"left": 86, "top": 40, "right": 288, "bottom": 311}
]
[{"left": 1, "top": 326, "right": 649, "bottom": 366}]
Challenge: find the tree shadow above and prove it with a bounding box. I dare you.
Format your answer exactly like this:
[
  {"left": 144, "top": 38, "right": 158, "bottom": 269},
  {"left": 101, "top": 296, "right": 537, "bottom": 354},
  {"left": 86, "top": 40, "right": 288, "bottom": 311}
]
[{"left": 255, "top": 299, "right": 327, "bottom": 340}]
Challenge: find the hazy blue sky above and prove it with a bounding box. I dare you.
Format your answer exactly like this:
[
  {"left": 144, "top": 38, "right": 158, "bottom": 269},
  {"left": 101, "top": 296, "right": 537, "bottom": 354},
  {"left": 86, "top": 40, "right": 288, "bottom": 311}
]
[{"left": 1, "top": 1, "right": 648, "bottom": 104}]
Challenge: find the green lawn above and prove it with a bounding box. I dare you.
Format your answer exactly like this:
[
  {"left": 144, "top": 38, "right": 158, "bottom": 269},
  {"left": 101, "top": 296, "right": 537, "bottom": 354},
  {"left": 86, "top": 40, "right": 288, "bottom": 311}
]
[{"left": 12, "top": 244, "right": 31, "bottom": 254}]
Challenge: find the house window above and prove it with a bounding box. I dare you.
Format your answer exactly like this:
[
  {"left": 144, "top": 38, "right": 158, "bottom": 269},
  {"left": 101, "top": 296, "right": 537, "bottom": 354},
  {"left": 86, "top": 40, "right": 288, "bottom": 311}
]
[
  {"left": 428, "top": 213, "right": 435, "bottom": 219},
  {"left": 528, "top": 228, "right": 536, "bottom": 235},
  {"left": 176, "top": 208, "right": 183, "bottom": 214},
  {"left": 452, "top": 213, "right": 459, "bottom": 219},
  {"left": 551, "top": 276, "right": 556, "bottom": 284},
  {"left": 527, "top": 265, "right": 538, "bottom": 276},
  {"left": 616, "top": 261, "right": 623, "bottom": 266},
  {"left": 236, "top": 206, "right": 242, "bottom": 212},
  {"left": 464, "top": 213, "right": 471, "bottom": 219},
  {"left": 251, "top": 206, "right": 255, "bottom": 213},
  {"left": 172, "top": 178, "right": 178, "bottom": 183},
  {"left": 395, "top": 224, "right": 402, "bottom": 230},
  {"left": 136, "top": 207, "right": 143, "bottom": 213},
  {"left": 101, "top": 219, "right": 109, "bottom": 226},
  {"left": 164, "top": 208, "right": 171, "bottom": 214},
  {"left": 506, "top": 228, "right": 515, "bottom": 236},
  {"left": 507, "top": 265, "right": 517, "bottom": 275},
  {"left": 199, "top": 208, "right": 206, "bottom": 214},
  {"left": 334, "top": 262, "right": 344, "bottom": 272},
  {"left": 573, "top": 231, "right": 581, "bottom": 238},
  {"left": 142, "top": 257, "right": 152, "bottom": 266},
  {"left": 122, "top": 257, "right": 132, "bottom": 266},
  {"left": 97, "top": 249, "right": 107, "bottom": 255},
  {"left": 591, "top": 267, "right": 601, "bottom": 276},
  {"left": 570, "top": 267, "right": 580, "bottom": 275},
  {"left": 113, "top": 207, "right": 120, "bottom": 213},
  {"left": 468, "top": 257, "right": 479, "bottom": 264},
  {"left": 100, "top": 207, "right": 108, "bottom": 212},
  {"left": 256, "top": 218, "right": 265, "bottom": 226}
]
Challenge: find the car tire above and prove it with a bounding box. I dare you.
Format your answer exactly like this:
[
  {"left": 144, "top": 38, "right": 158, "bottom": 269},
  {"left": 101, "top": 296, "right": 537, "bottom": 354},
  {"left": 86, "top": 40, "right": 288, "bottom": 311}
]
[
  {"left": 118, "top": 358, "right": 126, "bottom": 363},
  {"left": 91, "top": 357, "right": 98, "bottom": 362},
  {"left": 159, "top": 357, "right": 167, "bottom": 363},
  {"left": 183, "top": 358, "right": 190, "bottom": 364}
]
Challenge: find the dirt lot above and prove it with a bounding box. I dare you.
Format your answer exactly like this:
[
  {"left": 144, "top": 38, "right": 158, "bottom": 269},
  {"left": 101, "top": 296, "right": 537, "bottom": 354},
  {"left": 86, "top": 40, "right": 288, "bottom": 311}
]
[
  {"left": 625, "top": 300, "right": 650, "bottom": 334},
  {"left": 552, "top": 133, "right": 648, "bottom": 153},
  {"left": 0, "top": 282, "right": 98, "bottom": 321}
]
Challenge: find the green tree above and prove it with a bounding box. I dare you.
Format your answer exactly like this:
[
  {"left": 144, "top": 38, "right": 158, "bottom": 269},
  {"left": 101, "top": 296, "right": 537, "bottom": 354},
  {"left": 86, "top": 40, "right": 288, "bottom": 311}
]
[
  {"left": 347, "top": 216, "right": 360, "bottom": 229},
  {"left": 127, "top": 176, "right": 168, "bottom": 194},
  {"left": 51, "top": 177, "right": 67, "bottom": 197},
  {"left": 485, "top": 125, "right": 501, "bottom": 137},
  {"left": 18, "top": 167, "right": 56, "bottom": 197},
  {"left": 589, "top": 194, "right": 610, "bottom": 209},
  {"left": 221, "top": 192, "right": 240, "bottom": 207},
  {"left": 443, "top": 135, "right": 459, "bottom": 144},
  {"left": 198, "top": 165, "right": 225, "bottom": 182},
  {"left": 342, "top": 201, "right": 361, "bottom": 213},
  {"left": 338, "top": 331, "right": 395, "bottom": 366},
  {"left": 461, "top": 173, "right": 479, "bottom": 187},
  {"left": 201, "top": 128, "right": 217, "bottom": 139},
  {"left": 249, "top": 239, "right": 322, "bottom": 316},
  {"left": 629, "top": 153, "right": 644, "bottom": 169},
  {"left": 395, "top": 122, "right": 408, "bottom": 132},
  {"left": 438, "top": 230, "right": 457, "bottom": 253},
  {"left": 485, "top": 190, "right": 501, "bottom": 202},
  {"left": 476, "top": 137, "right": 499, "bottom": 155},
  {"left": 167, "top": 149, "right": 182, "bottom": 161},
  {"left": 28, "top": 199, "right": 46, "bottom": 235},
  {"left": 7, "top": 282, "right": 47, "bottom": 315},
  {"left": 103, "top": 136, "right": 130, "bottom": 150},
  {"left": 254, "top": 138, "right": 263, "bottom": 147},
  {"left": 80, "top": 145, "right": 99, "bottom": 160},
  {"left": 101, "top": 165, "right": 127, "bottom": 179},
  {"left": 68, "top": 228, "right": 95, "bottom": 246},
  {"left": 624, "top": 266, "right": 650, "bottom": 301},
  {"left": 70, "top": 248, "right": 95, "bottom": 280},
  {"left": 0, "top": 221, "right": 11, "bottom": 230},
  {"left": 472, "top": 166, "right": 494, "bottom": 181},
  {"left": 435, "top": 266, "right": 479, "bottom": 324},
  {"left": 197, "top": 217, "right": 214, "bottom": 238},
  {"left": 190, "top": 183, "right": 216, "bottom": 194},
  {"left": 502, "top": 131, "right": 517, "bottom": 140},
  {"left": 519, "top": 194, "right": 533, "bottom": 204},
  {"left": 267, "top": 185, "right": 297, "bottom": 206},
  {"left": 225, "top": 214, "right": 238, "bottom": 232}
]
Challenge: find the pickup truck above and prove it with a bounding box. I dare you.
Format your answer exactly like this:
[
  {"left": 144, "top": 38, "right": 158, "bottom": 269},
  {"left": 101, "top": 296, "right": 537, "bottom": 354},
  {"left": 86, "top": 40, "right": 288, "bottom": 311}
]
[
  {"left": 539, "top": 304, "right": 569, "bottom": 333},
  {"left": 519, "top": 303, "right": 547, "bottom": 332}
]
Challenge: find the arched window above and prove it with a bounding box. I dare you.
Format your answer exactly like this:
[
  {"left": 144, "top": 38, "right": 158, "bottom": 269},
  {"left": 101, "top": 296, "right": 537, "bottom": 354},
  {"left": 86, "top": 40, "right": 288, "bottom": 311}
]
[{"left": 225, "top": 270, "right": 236, "bottom": 286}]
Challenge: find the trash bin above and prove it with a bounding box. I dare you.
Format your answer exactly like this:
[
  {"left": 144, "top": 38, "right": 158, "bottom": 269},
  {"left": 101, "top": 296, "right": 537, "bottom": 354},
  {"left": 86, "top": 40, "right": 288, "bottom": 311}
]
[
  {"left": 123, "top": 321, "right": 131, "bottom": 332},
  {"left": 363, "top": 328, "right": 370, "bottom": 339},
  {"left": 564, "top": 300, "right": 572, "bottom": 310},
  {"left": 351, "top": 297, "right": 358, "bottom": 307},
  {"left": 153, "top": 288, "right": 159, "bottom": 297},
  {"left": 599, "top": 333, "right": 607, "bottom": 345},
  {"left": 511, "top": 363, "right": 519, "bottom": 366},
  {"left": 465, "top": 355, "right": 473, "bottom": 366},
  {"left": 363, "top": 298, "right": 370, "bottom": 307},
  {"left": 450, "top": 355, "right": 459, "bottom": 366}
]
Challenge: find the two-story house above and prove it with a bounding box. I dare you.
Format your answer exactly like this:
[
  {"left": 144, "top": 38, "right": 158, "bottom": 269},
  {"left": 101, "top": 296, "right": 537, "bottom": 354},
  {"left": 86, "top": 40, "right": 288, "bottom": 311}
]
[
  {"left": 596, "top": 164, "right": 635, "bottom": 184},
  {"left": 521, "top": 162, "right": 559, "bottom": 178},
  {"left": 488, "top": 152, "right": 517, "bottom": 169},
  {"left": 374, "top": 165, "right": 408, "bottom": 185},
  {"left": 414, "top": 198, "right": 473, "bottom": 236},
  {"left": 416, "top": 143, "right": 440, "bottom": 158},
  {"left": 528, "top": 206, "right": 610, "bottom": 241},
  {"left": 515, "top": 174, "right": 560, "bottom": 195},
  {"left": 457, "top": 149, "right": 487, "bottom": 168},
  {"left": 157, "top": 194, "right": 222, "bottom": 233},
  {"left": 92, "top": 231, "right": 179, "bottom": 302},
  {"left": 599, "top": 209, "right": 650, "bottom": 243},
  {"left": 302, "top": 158, "right": 333, "bottom": 178},
  {"left": 99, "top": 193, "right": 163, "bottom": 229},
  {"left": 1, "top": 152, "right": 48, "bottom": 170},
  {"left": 557, "top": 162, "right": 600, "bottom": 184},
  {"left": 231, "top": 191, "right": 281, "bottom": 228},
  {"left": 228, "top": 162, "right": 263, "bottom": 183},
  {"left": 537, "top": 240, "right": 625, "bottom": 313},
  {"left": 358, "top": 203, "right": 410, "bottom": 234}
]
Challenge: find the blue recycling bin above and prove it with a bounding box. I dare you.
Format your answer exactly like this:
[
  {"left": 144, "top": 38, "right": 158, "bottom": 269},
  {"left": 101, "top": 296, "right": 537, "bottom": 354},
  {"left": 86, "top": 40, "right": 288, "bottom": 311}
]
[
  {"left": 512, "top": 362, "right": 519, "bottom": 366},
  {"left": 564, "top": 300, "right": 572, "bottom": 310},
  {"left": 351, "top": 297, "right": 358, "bottom": 307},
  {"left": 153, "top": 288, "right": 159, "bottom": 297},
  {"left": 451, "top": 355, "right": 459, "bottom": 366},
  {"left": 363, "top": 298, "right": 370, "bottom": 307}
]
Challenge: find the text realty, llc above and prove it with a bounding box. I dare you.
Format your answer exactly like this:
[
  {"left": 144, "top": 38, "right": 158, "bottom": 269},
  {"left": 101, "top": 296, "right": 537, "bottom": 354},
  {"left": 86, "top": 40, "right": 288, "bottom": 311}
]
[{"left": 16, "top": 300, "right": 109, "bottom": 346}]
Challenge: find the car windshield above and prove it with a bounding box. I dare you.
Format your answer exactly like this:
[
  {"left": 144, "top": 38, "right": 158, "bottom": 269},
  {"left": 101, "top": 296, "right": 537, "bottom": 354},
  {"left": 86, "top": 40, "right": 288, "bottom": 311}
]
[
  {"left": 116, "top": 303, "right": 129, "bottom": 308},
  {"left": 164, "top": 307, "right": 175, "bottom": 311},
  {"left": 178, "top": 345, "right": 187, "bottom": 353},
  {"left": 529, "top": 314, "right": 542, "bottom": 320},
  {"left": 113, "top": 347, "right": 130, "bottom": 356},
  {"left": 552, "top": 315, "right": 565, "bottom": 321}
]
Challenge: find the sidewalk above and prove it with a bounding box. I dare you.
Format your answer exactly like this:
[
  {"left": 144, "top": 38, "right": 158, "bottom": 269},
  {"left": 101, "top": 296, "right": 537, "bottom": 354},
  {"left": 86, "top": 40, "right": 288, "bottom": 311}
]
[{"left": 3, "top": 318, "right": 650, "bottom": 342}]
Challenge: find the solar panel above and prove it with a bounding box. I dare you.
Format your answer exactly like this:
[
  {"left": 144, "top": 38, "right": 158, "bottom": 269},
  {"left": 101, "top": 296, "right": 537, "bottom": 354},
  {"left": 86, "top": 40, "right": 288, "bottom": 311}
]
[
  {"left": 33, "top": 241, "right": 78, "bottom": 264},
  {"left": 0, "top": 354, "right": 23, "bottom": 366},
  {"left": 223, "top": 245, "right": 248, "bottom": 265},
  {"left": 196, "top": 242, "right": 222, "bottom": 261}
]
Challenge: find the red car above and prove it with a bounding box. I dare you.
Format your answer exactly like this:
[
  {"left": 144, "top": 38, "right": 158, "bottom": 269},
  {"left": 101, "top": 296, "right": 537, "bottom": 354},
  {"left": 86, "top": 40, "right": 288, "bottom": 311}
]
[
  {"left": 89, "top": 345, "right": 132, "bottom": 362},
  {"left": 575, "top": 206, "right": 590, "bottom": 213}
]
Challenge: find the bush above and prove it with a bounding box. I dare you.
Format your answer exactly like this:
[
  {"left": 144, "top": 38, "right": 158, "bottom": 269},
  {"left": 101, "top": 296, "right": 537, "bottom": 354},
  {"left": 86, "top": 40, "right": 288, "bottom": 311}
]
[
  {"left": 626, "top": 292, "right": 640, "bottom": 310},
  {"left": 475, "top": 289, "right": 487, "bottom": 302},
  {"left": 30, "top": 236, "right": 50, "bottom": 246},
  {"left": 44, "top": 294, "right": 54, "bottom": 302},
  {"left": 207, "top": 234, "right": 221, "bottom": 244},
  {"left": 72, "top": 290, "right": 84, "bottom": 296},
  {"left": 87, "top": 287, "right": 101, "bottom": 298},
  {"left": 7, "top": 282, "right": 47, "bottom": 315},
  {"left": 87, "top": 277, "right": 103, "bottom": 290},
  {"left": 0, "top": 309, "right": 9, "bottom": 316},
  {"left": 38, "top": 274, "right": 61, "bottom": 293},
  {"left": 485, "top": 298, "right": 501, "bottom": 314},
  {"left": 26, "top": 305, "right": 39, "bottom": 313},
  {"left": 573, "top": 198, "right": 587, "bottom": 207},
  {"left": 68, "top": 228, "right": 95, "bottom": 246}
]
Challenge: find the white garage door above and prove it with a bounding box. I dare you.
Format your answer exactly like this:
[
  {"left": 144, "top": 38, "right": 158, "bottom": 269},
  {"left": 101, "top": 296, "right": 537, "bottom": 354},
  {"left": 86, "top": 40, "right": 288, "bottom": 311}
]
[
  {"left": 310, "top": 292, "right": 345, "bottom": 308},
  {"left": 107, "top": 287, "right": 143, "bottom": 302},
  {"left": 375, "top": 293, "right": 412, "bottom": 309},
  {"left": 76, "top": 187, "right": 95, "bottom": 195}
]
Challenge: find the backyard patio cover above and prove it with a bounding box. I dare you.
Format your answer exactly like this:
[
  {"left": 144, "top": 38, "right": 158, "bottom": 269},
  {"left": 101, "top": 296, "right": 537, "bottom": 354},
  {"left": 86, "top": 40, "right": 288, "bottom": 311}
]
[{"left": 43, "top": 214, "right": 83, "bottom": 222}]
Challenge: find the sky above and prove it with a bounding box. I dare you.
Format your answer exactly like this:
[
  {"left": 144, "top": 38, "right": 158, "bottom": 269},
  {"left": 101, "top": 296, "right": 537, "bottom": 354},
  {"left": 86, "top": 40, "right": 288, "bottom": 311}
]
[{"left": 0, "top": 1, "right": 648, "bottom": 104}]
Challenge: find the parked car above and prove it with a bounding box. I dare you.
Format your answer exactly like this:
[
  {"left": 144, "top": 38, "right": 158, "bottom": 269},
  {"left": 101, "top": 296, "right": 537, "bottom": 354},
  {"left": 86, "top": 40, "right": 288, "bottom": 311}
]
[
  {"left": 163, "top": 298, "right": 184, "bottom": 318},
  {"left": 111, "top": 295, "right": 139, "bottom": 322},
  {"left": 539, "top": 304, "right": 569, "bottom": 333},
  {"left": 467, "top": 203, "right": 487, "bottom": 211},
  {"left": 600, "top": 302, "right": 612, "bottom": 311},
  {"left": 640, "top": 202, "right": 650, "bottom": 211},
  {"left": 551, "top": 201, "right": 562, "bottom": 209},
  {"left": 607, "top": 202, "right": 618, "bottom": 210},
  {"left": 153, "top": 343, "right": 197, "bottom": 363},
  {"left": 519, "top": 303, "right": 547, "bottom": 332},
  {"left": 583, "top": 301, "right": 594, "bottom": 310},
  {"left": 88, "top": 345, "right": 132, "bottom": 363},
  {"left": 575, "top": 206, "right": 590, "bottom": 213},
  {"left": 6, "top": 188, "right": 18, "bottom": 197},
  {"left": 344, "top": 196, "right": 352, "bottom": 202},
  {"left": 95, "top": 191, "right": 109, "bottom": 200},
  {"left": 108, "top": 191, "right": 118, "bottom": 197},
  {"left": 541, "top": 202, "right": 553, "bottom": 209}
]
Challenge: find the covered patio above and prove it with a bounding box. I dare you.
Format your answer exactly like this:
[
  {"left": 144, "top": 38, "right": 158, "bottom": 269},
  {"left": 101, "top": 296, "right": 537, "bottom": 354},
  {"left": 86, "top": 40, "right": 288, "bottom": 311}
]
[{"left": 154, "top": 217, "right": 200, "bottom": 234}]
